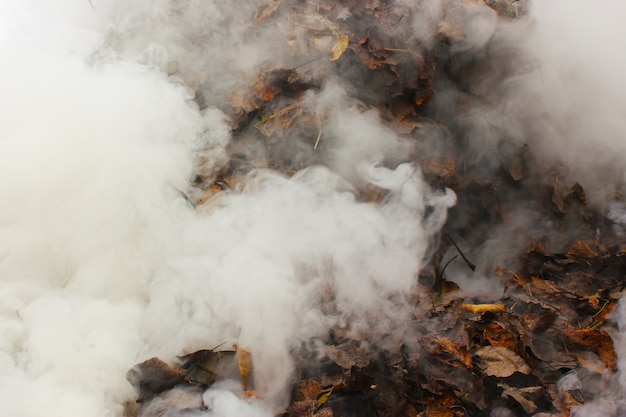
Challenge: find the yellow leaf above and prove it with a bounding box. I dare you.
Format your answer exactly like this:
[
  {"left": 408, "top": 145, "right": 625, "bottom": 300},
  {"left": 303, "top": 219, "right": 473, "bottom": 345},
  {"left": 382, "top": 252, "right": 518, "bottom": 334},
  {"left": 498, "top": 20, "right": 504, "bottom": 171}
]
[
  {"left": 235, "top": 345, "right": 254, "bottom": 391},
  {"left": 317, "top": 386, "right": 334, "bottom": 407},
  {"left": 462, "top": 303, "right": 506, "bottom": 314},
  {"left": 329, "top": 35, "right": 349, "bottom": 61}
]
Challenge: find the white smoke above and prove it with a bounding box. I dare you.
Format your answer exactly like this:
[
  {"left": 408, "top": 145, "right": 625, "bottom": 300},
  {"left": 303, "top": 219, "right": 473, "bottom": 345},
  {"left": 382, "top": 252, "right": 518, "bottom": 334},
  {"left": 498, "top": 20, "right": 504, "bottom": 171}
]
[
  {"left": 1, "top": 0, "right": 626, "bottom": 416},
  {"left": 0, "top": 1, "right": 455, "bottom": 415},
  {"left": 509, "top": 0, "right": 626, "bottom": 207}
]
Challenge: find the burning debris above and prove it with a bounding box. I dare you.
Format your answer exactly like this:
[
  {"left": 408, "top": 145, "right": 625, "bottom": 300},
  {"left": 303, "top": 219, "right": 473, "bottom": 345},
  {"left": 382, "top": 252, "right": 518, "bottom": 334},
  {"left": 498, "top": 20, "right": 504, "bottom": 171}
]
[{"left": 1, "top": 0, "right": 626, "bottom": 417}]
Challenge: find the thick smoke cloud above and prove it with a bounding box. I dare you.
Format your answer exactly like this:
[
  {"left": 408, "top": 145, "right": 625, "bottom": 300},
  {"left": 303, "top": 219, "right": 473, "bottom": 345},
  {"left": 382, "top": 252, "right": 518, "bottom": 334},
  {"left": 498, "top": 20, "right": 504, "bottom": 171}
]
[{"left": 1, "top": 0, "right": 625, "bottom": 416}]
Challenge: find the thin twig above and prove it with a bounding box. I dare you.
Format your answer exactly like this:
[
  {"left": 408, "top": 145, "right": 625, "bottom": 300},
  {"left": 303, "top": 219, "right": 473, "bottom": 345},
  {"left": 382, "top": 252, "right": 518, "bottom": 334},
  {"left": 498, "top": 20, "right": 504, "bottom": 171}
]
[
  {"left": 313, "top": 115, "right": 323, "bottom": 149},
  {"left": 444, "top": 231, "right": 476, "bottom": 272}
]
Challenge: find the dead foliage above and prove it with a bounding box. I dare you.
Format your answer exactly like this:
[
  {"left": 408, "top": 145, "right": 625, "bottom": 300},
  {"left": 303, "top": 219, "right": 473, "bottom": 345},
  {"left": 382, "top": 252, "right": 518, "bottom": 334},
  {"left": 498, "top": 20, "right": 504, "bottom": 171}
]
[{"left": 125, "top": 1, "right": 625, "bottom": 416}]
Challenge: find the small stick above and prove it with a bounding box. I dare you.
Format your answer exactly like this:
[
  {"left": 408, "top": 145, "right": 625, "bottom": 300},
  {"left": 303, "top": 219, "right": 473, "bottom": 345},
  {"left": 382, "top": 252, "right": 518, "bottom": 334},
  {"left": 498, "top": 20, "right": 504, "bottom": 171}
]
[
  {"left": 313, "top": 115, "right": 323, "bottom": 149},
  {"left": 444, "top": 231, "right": 476, "bottom": 272}
]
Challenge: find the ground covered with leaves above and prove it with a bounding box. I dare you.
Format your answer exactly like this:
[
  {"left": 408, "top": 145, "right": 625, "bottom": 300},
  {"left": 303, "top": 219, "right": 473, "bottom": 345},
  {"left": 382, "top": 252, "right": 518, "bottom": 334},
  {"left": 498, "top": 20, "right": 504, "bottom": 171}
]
[{"left": 124, "top": 1, "right": 626, "bottom": 416}]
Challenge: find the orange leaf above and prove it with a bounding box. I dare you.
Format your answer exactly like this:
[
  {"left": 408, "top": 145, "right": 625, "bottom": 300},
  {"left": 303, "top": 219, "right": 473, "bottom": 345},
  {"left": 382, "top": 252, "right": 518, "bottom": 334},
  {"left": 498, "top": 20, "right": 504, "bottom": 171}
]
[
  {"left": 484, "top": 323, "right": 517, "bottom": 351},
  {"left": 235, "top": 345, "right": 254, "bottom": 391},
  {"left": 562, "top": 328, "right": 616, "bottom": 370},
  {"left": 420, "top": 335, "right": 472, "bottom": 369},
  {"left": 567, "top": 240, "right": 599, "bottom": 259}
]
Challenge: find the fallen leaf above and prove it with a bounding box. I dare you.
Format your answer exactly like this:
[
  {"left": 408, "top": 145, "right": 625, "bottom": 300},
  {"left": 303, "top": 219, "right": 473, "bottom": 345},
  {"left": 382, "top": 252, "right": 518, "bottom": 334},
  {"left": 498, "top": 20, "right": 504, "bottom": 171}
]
[
  {"left": 297, "top": 379, "right": 321, "bottom": 401},
  {"left": 257, "top": 0, "right": 280, "bottom": 22},
  {"left": 287, "top": 400, "right": 316, "bottom": 417},
  {"left": 483, "top": 323, "right": 517, "bottom": 351},
  {"left": 178, "top": 349, "right": 238, "bottom": 386},
  {"left": 424, "top": 391, "right": 464, "bottom": 417},
  {"left": 475, "top": 346, "right": 530, "bottom": 377},
  {"left": 420, "top": 335, "right": 472, "bottom": 369},
  {"left": 126, "top": 357, "right": 187, "bottom": 402},
  {"left": 497, "top": 383, "right": 540, "bottom": 414},
  {"left": 329, "top": 35, "right": 349, "bottom": 61},
  {"left": 135, "top": 386, "right": 204, "bottom": 417},
  {"left": 326, "top": 343, "right": 371, "bottom": 369},
  {"left": 422, "top": 157, "right": 457, "bottom": 185},
  {"left": 317, "top": 385, "right": 334, "bottom": 407},
  {"left": 591, "top": 300, "right": 617, "bottom": 325},
  {"left": 562, "top": 328, "right": 616, "bottom": 370},
  {"left": 462, "top": 303, "right": 506, "bottom": 314},
  {"left": 236, "top": 345, "right": 254, "bottom": 391},
  {"left": 567, "top": 240, "right": 599, "bottom": 259},
  {"left": 197, "top": 183, "right": 226, "bottom": 206}
]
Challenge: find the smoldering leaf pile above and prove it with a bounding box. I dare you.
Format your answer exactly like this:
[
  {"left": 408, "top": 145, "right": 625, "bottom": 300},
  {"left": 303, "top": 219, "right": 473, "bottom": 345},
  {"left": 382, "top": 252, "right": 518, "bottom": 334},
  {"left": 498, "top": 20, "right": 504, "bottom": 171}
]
[{"left": 0, "top": 1, "right": 626, "bottom": 417}]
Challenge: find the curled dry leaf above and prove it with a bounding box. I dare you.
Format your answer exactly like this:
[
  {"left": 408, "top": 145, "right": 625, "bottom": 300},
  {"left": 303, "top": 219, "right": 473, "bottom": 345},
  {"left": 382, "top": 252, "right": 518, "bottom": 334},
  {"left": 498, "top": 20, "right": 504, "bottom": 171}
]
[
  {"left": 326, "top": 343, "right": 371, "bottom": 369},
  {"left": 126, "top": 357, "right": 187, "bottom": 402},
  {"left": 497, "top": 383, "right": 540, "bottom": 414},
  {"left": 462, "top": 303, "right": 506, "bottom": 314},
  {"left": 420, "top": 335, "right": 472, "bottom": 369},
  {"left": 179, "top": 349, "right": 238, "bottom": 386},
  {"left": 235, "top": 345, "right": 255, "bottom": 391},
  {"left": 475, "top": 346, "right": 530, "bottom": 378},
  {"left": 329, "top": 35, "right": 349, "bottom": 61}
]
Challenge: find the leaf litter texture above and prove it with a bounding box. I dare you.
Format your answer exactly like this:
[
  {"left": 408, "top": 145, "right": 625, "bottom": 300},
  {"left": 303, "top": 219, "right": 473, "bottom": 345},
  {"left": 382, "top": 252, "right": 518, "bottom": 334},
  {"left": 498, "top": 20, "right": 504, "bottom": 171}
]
[{"left": 124, "top": 0, "right": 626, "bottom": 416}]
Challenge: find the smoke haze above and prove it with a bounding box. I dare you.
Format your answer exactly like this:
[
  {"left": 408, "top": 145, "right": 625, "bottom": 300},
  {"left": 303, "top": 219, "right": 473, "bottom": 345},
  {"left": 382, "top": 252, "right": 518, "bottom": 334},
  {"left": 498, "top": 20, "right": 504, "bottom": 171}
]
[{"left": 1, "top": 0, "right": 625, "bottom": 416}]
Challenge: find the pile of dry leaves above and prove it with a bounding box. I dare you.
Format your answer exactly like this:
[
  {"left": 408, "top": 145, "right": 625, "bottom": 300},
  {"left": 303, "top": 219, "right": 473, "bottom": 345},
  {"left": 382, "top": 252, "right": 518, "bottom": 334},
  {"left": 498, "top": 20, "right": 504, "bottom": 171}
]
[{"left": 124, "top": 1, "right": 626, "bottom": 416}]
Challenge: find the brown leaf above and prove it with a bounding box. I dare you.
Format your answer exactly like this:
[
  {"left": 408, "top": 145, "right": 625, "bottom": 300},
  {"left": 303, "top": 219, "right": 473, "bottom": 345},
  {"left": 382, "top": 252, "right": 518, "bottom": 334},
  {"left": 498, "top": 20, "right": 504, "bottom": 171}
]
[
  {"left": 126, "top": 357, "right": 187, "bottom": 402},
  {"left": 197, "top": 183, "right": 226, "bottom": 206},
  {"left": 497, "top": 383, "right": 540, "bottom": 414},
  {"left": 297, "top": 379, "right": 321, "bottom": 401},
  {"left": 287, "top": 400, "right": 316, "bottom": 417},
  {"left": 524, "top": 312, "right": 558, "bottom": 335},
  {"left": 229, "top": 89, "right": 260, "bottom": 114},
  {"left": 525, "top": 240, "right": 552, "bottom": 257},
  {"left": 424, "top": 392, "right": 464, "bottom": 417},
  {"left": 136, "top": 386, "right": 204, "bottom": 417},
  {"left": 314, "top": 408, "right": 333, "bottom": 417},
  {"left": 562, "top": 328, "right": 616, "bottom": 370},
  {"left": 257, "top": 0, "right": 280, "bottom": 22},
  {"left": 422, "top": 157, "right": 457, "bottom": 185},
  {"left": 253, "top": 78, "right": 282, "bottom": 104},
  {"left": 483, "top": 323, "right": 517, "bottom": 351},
  {"left": 255, "top": 100, "right": 303, "bottom": 138},
  {"left": 349, "top": 44, "right": 386, "bottom": 70},
  {"left": 420, "top": 335, "right": 472, "bottom": 369},
  {"left": 529, "top": 277, "right": 561, "bottom": 295},
  {"left": 326, "top": 343, "right": 371, "bottom": 369},
  {"left": 475, "top": 346, "right": 530, "bottom": 377},
  {"left": 592, "top": 300, "right": 617, "bottom": 325},
  {"left": 567, "top": 240, "right": 599, "bottom": 259},
  {"left": 576, "top": 352, "right": 611, "bottom": 374},
  {"left": 178, "top": 349, "right": 238, "bottom": 386}
]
